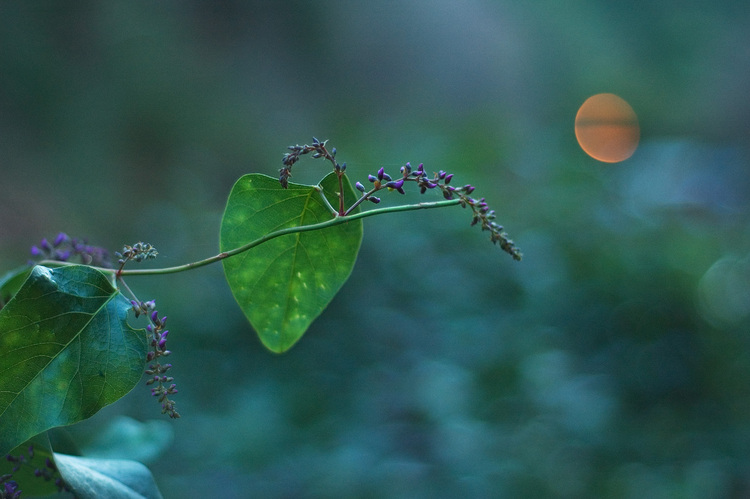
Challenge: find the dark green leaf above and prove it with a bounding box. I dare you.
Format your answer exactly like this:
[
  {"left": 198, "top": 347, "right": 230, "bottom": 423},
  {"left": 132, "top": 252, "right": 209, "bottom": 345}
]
[
  {"left": 220, "top": 173, "right": 363, "bottom": 352},
  {"left": 54, "top": 453, "right": 163, "bottom": 499},
  {"left": 0, "top": 265, "right": 147, "bottom": 456}
]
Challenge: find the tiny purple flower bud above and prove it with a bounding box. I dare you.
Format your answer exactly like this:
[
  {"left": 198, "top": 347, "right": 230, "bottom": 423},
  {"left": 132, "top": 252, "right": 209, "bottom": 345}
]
[
  {"left": 355, "top": 181, "right": 366, "bottom": 192},
  {"left": 146, "top": 352, "right": 155, "bottom": 361},
  {"left": 439, "top": 170, "right": 446, "bottom": 179},
  {"left": 381, "top": 172, "right": 392, "bottom": 181},
  {"left": 30, "top": 245, "right": 41, "bottom": 256},
  {"left": 41, "top": 238, "right": 51, "bottom": 251},
  {"left": 377, "top": 167, "right": 385, "bottom": 180},
  {"left": 151, "top": 311, "right": 159, "bottom": 323},
  {"left": 158, "top": 338, "right": 167, "bottom": 349},
  {"left": 368, "top": 174, "right": 377, "bottom": 183},
  {"left": 53, "top": 233, "right": 68, "bottom": 247},
  {"left": 369, "top": 196, "right": 381, "bottom": 204},
  {"left": 385, "top": 179, "right": 404, "bottom": 190},
  {"left": 146, "top": 324, "right": 153, "bottom": 333},
  {"left": 444, "top": 174, "right": 453, "bottom": 184}
]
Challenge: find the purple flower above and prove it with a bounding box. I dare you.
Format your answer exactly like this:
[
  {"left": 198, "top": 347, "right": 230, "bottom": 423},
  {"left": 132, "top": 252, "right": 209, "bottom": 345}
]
[
  {"left": 385, "top": 179, "right": 404, "bottom": 190},
  {"left": 53, "top": 232, "right": 68, "bottom": 246},
  {"left": 55, "top": 250, "right": 71, "bottom": 261},
  {"left": 4, "top": 480, "right": 20, "bottom": 497}
]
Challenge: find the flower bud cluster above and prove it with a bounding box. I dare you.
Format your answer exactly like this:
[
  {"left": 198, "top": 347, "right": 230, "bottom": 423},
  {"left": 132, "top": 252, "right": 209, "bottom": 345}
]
[
  {"left": 30, "top": 233, "right": 111, "bottom": 267},
  {"left": 462, "top": 195, "right": 522, "bottom": 260},
  {"left": 280, "top": 137, "right": 346, "bottom": 189},
  {"left": 2, "top": 445, "right": 68, "bottom": 496},
  {"left": 115, "top": 242, "right": 158, "bottom": 266},
  {"left": 132, "top": 300, "right": 180, "bottom": 419},
  {"left": 359, "top": 162, "right": 522, "bottom": 260},
  {"left": 279, "top": 139, "right": 522, "bottom": 260}
]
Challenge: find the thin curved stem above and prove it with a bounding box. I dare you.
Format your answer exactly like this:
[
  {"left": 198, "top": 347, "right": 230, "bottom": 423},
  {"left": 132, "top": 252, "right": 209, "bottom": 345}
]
[{"left": 40, "top": 199, "right": 461, "bottom": 277}]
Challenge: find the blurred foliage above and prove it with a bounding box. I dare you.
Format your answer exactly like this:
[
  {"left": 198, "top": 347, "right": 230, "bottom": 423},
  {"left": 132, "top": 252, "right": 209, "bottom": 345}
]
[{"left": 1, "top": 1, "right": 749, "bottom": 497}]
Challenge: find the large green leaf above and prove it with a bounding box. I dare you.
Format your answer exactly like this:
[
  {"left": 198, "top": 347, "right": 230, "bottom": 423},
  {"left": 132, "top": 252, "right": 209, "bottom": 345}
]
[
  {"left": 0, "top": 265, "right": 147, "bottom": 456},
  {"left": 220, "top": 172, "right": 363, "bottom": 353}
]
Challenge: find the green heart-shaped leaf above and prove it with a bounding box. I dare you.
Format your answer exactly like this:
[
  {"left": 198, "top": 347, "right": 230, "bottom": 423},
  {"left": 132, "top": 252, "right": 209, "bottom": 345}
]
[
  {"left": 220, "top": 172, "right": 363, "bottom": 352},
  {"left": 0, "top": 265, "right": 147, "bottom": 456}
]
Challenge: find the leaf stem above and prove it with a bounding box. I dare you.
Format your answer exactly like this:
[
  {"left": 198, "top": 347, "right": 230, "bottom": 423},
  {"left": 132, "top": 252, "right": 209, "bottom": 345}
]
[{"left": 314, "top": 185, "right": 338, "bottom": 216}]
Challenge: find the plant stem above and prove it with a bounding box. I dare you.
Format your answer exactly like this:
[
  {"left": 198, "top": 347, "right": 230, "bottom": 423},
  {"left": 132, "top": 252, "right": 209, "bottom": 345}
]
[{"left": 99, "top": 198, "right": 461, "bottom": 276}]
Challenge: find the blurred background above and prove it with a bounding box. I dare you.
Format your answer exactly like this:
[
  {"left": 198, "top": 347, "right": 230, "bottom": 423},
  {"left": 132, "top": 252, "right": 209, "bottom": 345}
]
[{"left": 1, "top": 1, "right": 750, "bottom": 497}]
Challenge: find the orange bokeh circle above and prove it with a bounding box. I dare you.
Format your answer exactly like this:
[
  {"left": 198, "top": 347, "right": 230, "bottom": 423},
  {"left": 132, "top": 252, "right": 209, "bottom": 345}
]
[{"left": 575, "top": 93, "right": 640, "bottom": 163}]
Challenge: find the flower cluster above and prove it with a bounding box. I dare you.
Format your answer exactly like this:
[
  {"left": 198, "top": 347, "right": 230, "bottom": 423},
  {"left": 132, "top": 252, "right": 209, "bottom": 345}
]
[
  {"left": 280, "top": 137, "right": 344, "bottom": 189},
  {"left": 29, "top": 233, "right": 111, "bottom": 267},
  {"left": 0, "top": 475, "right": 20, "bottom": 499},
  {"left": 132, "top": 300, "right": 180, "bottom": 419},
  {"left": 359, "top": 161, "right": 522, "bottom": 260},
  {"left": 281, "top": 139, "right": 522, "bottom": 260},
  {"left": 2, "top": 445, "right": 68, "bottom": 497},
  {"left": 115, "top": 242, "right": 158, "bottom": 267}
]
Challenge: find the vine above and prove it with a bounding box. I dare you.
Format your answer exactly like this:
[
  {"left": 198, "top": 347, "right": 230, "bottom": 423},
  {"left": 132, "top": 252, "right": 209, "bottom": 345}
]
[{"left": 0, "top": 139, "right": 520, "bottom": 497}]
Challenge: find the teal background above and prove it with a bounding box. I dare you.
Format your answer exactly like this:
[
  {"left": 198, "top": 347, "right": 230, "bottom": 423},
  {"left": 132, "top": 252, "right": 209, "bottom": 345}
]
[{"left": 1, "top": 2, "right": 749, "bottom": 497}]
